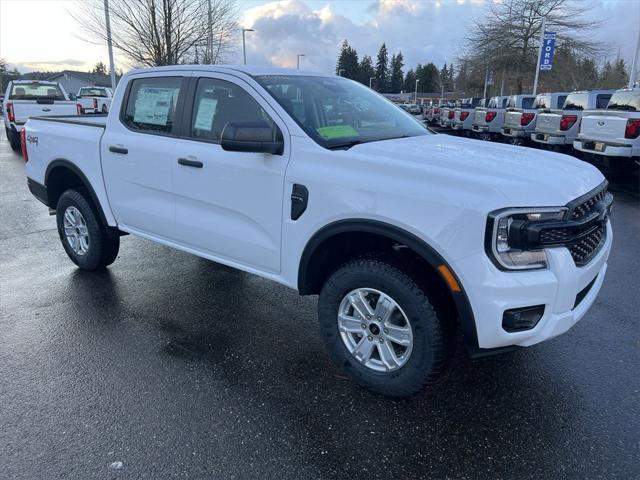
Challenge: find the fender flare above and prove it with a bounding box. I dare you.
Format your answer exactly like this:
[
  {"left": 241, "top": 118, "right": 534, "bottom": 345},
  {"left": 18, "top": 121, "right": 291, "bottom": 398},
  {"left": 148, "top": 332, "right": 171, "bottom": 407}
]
[
  {"left": 45, "top": 159, "right": 110, "bottom": 227},
  {"left": 298, "top": 219, "right": 480, "bottom": 350}
]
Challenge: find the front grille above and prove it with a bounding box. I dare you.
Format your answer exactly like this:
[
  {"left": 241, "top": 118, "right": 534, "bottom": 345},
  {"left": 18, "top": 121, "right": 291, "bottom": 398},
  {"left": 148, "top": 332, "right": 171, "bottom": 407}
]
[
  {"left": 568, "top": 224, "right": 605, "bottom": 266},
  {"left": 571, "top": 186, "right": 607, "bottom": 220}
]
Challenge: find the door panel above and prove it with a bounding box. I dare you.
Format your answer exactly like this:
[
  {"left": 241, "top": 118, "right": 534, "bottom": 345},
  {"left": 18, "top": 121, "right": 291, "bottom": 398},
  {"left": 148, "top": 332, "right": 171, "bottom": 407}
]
[
  {"left": 171, "top": 74, "right": 290, "bottom": 273},
  {"left": 101, "top": 74, "right": 186, "bottom": 239}
]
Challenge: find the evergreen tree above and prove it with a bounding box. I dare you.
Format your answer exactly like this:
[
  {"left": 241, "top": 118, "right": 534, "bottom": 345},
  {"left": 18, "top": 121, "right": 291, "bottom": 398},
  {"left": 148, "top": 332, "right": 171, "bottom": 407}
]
[
  {"left": 439, "top": 62, "right": 453, "bottom": 91},
  {"left": 358, "top": 54, "right": 376, "bottom": 87},
  {"left": 404, "top": 69, "right": 416, "bottom": 92},
  {"left": 92, "top": 61, "right": 108, "bottom": 75},
  {"left": 600, "top": 59, "right": 628, "bottom": 89},
  {"left": 375, "top": 43, "right": 389, "bottom": 92},
  {"left": 389, "top": 52, "right": 404, "bottom": 93},
  {"left": 416, "top": 62, "right": 441, "bottom": 93},
  {"left": 335, "top": 40, "right": 359, "bottom": 80}
]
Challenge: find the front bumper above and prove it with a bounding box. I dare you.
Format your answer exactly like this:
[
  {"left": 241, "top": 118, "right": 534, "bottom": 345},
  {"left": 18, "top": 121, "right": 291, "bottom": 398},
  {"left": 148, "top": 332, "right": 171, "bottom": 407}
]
[
  {"left": 573, "top": 139, "right": 636, "bottom": 158},
  {"left": 453, "top": 221, "right": 612, "bottom": 349},
  {"left": 531, "top": 132, "right": 569, "bottom": 145}
]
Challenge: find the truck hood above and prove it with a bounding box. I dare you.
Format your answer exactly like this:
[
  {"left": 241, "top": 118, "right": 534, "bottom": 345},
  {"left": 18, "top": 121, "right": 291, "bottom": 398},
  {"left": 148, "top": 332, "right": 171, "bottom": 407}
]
[{"left": 350, "top": 133, "right": 604, "bottom": 206}]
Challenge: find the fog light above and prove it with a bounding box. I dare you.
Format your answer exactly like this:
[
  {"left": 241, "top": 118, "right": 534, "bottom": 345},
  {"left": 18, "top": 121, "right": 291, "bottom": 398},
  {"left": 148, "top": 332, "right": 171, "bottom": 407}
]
[{"left": 502, "top": 305, "right": 545, "bottom": 332}]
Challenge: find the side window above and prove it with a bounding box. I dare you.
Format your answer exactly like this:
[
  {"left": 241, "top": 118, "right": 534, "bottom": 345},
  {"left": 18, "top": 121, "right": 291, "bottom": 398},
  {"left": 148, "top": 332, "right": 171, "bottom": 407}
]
[
  {"left": 596, "top": 94, "right": 611, "bottom": 109},
  {"left": 522, "top": 97, "right": 535, "bottom": 109},
  {"left": 556, "top": 95, "right": 567, "bottom": 108},
  {"left": 190, "top": 77, "right": 274, "bottom": 143},
  {"left": 122, "top": 76, "right": 182, "bottom": 134}
]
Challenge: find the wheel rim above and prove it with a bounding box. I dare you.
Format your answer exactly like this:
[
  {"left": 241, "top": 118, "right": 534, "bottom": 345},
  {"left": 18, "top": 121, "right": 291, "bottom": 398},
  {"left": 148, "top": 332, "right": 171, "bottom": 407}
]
[
  {"left": 63, "top": 206, "right": 90, "bottom": 255},
  {"left": 337, "top": 288, "right": 413, "bottom": 372}
]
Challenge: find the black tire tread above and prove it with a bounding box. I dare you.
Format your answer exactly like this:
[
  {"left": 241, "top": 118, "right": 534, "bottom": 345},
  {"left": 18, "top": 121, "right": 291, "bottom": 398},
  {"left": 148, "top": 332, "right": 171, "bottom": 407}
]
[{"left": 319, "top": 256, "right": 450, "bottom": 397}]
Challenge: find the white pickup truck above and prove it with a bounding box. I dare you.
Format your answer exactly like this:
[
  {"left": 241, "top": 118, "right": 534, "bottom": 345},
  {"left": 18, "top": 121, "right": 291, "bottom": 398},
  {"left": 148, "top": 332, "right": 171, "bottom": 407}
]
[
  {"left": 472, "top": 95, "right": 509, "bottom": 141},
  {"left": 76, "top": 86, "right": 114, "bottom": 114},
  {"left": 3, "top": 80, "right": 80, "bottom": 151},
  {"left": 451, "top": 97, "right": 483, "bottom": 134},
  {"left": 574, "top": 88, "right": 640, "bottom": 169},
  {"left": 22, "top": 65, "right": 613, "bottom": 397},
  {"left": 532, "top": 90, "right": 614, "bottom": 150},
  {"left": 500, "top": 94, "right": 537, "bottom": 143}
]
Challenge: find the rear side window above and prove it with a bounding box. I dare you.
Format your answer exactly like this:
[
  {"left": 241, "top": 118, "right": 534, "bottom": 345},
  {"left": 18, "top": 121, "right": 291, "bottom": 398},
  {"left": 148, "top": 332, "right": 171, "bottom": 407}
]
[
  {"left": 522, "top": 97, "right": 535, "bottom": 109},
  {"left": 10, "top": 83, "right": 65, "bottom": 101},
  {"left": 555, "top": 95, "right": 567, "bottom": 108},
  {"left": 607, "top": 91, "right": 640, "bottom": 111},
  {"left": 533, "top": 95, "right": 550, "bottom": 109},
  {"left": 563, "top": 93, "right": 587, "bottom": 110},
  {"left": 122, "top": 77, "right": 182, "bottom": 134},
  {"left": 189, "top": 77, "right": 274, "bottom": 143},
  {"left": 596, "top": 94, "right": 612, "bottom": 109}
]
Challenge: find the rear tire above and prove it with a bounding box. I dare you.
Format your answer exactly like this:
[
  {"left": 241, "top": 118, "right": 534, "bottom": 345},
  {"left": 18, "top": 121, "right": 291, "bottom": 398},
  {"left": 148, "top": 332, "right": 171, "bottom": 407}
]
[
  {"left": 56, "top": 189, "right": 120, "bottom": 270},
  {"left": 6, "top": 128, "right": 20, "bottom": 151},
  {"left": 318, "top": 257, "right": 452, "bottom": 397}
]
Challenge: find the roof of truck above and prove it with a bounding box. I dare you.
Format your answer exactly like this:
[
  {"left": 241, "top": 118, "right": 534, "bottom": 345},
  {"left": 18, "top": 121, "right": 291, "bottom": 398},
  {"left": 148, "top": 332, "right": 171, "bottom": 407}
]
[{"left": 127, "top": 65, "right": 327, "bottom": 78}]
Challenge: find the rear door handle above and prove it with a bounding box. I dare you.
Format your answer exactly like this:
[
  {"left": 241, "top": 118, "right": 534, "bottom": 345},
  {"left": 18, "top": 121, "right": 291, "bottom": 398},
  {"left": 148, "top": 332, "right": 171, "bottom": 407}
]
[
  {"left": 109, "top": 146, "right": 128, "bottom": 154},
  {"left": 177, "top": 158, "right": 203, "bottom": 168}
]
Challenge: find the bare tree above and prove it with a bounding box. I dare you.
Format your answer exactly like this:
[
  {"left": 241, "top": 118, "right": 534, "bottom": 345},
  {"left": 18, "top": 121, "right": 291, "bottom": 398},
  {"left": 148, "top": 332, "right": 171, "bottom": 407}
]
[
  {"left": 462, "top": 0, "right": 604, "bottom": 94},
  {"left": 74, "top": 0, "right": 238, "bottom": 68}
]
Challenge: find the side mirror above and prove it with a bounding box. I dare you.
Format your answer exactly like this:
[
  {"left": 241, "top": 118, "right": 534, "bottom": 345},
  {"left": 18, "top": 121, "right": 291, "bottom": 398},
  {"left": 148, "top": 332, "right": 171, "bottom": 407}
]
[
  {"left": 68, "top": 93, "right": 77, "bottom": 101},
  {"left": 221, "top": 121, "right": 284, "bottom": 155}
]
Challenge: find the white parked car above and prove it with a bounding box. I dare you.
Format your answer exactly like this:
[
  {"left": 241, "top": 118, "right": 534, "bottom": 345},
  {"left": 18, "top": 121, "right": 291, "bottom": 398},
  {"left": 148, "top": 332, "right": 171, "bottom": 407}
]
[
  {"left": 472, "top": 95, "right": 509, "bottom": 140},
  {"left": 76, "top": 86, "right": 114, "bottom": 114},
  {"left": 22, "top": 65, "right": 613, "bottom": 397},
  {"left": 574, "top": 88, "right": 640, "bottom": 167},
  {"left": 532, "top": 90, "right": 614, "bottom": 150},
  {"left": 3, "top": 80, "right": 80, "bottom": 151},
  {"left": 451, "top": 97, "right": 483, "bottom": 134}
]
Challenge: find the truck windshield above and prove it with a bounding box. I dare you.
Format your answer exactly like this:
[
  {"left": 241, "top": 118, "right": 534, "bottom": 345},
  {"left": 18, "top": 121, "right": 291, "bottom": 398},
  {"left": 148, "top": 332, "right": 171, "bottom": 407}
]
[
  {"left": 606, "top": 91, "right": 639, "bottom": 112},
  {"left": 10, "top": 83, "right": 65, "bottom": 101},
  {"left": 563, "top": 93, "right": 588, "bottom": 110},
  {"left": 255, "top": 75, "right": 429, "bottom": 149},
  {"left": 79, "top": 88, "right": 108, "bottom": 97}
]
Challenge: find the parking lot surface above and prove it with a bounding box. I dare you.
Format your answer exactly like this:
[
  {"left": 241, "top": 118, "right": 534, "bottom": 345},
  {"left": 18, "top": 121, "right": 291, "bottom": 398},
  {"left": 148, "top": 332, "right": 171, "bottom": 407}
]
[{"left": 1, "top": 134, "right": 639, "bottom": 479}]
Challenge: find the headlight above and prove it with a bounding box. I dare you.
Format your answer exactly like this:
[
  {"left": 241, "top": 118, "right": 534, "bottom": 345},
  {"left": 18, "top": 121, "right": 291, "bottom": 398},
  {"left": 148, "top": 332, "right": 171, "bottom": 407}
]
[{"left": 486, "top": 208, "right": 567, "bottom": 270}]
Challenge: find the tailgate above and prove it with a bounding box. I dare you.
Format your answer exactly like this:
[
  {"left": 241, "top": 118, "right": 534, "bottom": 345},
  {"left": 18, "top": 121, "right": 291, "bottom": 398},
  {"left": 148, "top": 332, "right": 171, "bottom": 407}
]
[
  {"left": 536, "top": 111, "right": 562, "bottom": 134},
  {"left": 580, "top": 114, "right": 630, "bottom": 143},
  {"left": 12, "top": 101, "right": 79, "bottom": 124},
  {"left": 504, "top": 110, "right": 522, "bottom": 128}
]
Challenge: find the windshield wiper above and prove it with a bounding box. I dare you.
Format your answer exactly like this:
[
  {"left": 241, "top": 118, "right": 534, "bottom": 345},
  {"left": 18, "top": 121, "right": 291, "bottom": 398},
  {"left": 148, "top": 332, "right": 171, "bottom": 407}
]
[{"left": 326, "top": 135, "right": 415, "bottom": 151}]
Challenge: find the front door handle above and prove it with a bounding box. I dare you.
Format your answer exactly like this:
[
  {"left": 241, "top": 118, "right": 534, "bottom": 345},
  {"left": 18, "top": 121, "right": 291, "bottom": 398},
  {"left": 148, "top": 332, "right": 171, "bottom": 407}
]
[
  {"left": 178, "top": 158, "right": 203, "bottom": 168},
  {"left": 109, "top": 146, "right": 128, "bottom": 154}
]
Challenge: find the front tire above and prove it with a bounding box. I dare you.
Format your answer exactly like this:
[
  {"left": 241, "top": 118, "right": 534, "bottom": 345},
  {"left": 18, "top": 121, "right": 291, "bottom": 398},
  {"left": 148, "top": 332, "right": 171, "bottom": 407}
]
[
  {"left": 56, "top": 189, "right": 120, "bottom": 270},
  {"left": 318, "top": 258, "right": 452, "bottom": 397}
]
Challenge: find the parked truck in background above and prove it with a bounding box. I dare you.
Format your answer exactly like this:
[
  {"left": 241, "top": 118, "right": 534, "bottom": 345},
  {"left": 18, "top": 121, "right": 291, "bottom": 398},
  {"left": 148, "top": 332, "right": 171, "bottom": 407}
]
[
  {"left": 472, "top": 96, "right": 509, "bottom": 141},
  {"left": 21, "top": 65, "right": 613, "bottom": 397},
  {"left": 76, "top": 86, "right": 114, "bottom": 114},
  {"left": 500, "top": 94, "right": 538, "bottom": 144},
  {"left": 451, "top": 97, "right": 483, "bottom": 135},
  {"left": 3, "top": 80, "right": 80, "bottom": 151},
  {"left": 573, "top": 88, "right": 640, "bottom": 170},
  {"left": 532, "top": 90, "right": 614, "bottom": 151}
]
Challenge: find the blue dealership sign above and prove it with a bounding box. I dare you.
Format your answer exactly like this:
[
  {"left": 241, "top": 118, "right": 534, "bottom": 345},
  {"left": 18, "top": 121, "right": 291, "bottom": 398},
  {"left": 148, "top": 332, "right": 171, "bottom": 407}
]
[{"left": 539, "top": 31, "right": 556, "bottom": 71}]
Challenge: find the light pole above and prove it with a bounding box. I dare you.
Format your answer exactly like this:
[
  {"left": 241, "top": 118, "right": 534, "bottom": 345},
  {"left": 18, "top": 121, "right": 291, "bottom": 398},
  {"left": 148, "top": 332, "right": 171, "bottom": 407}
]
[
  {"left": 629, "top": 15, "right": 640, "bottom": 88},
  {"left": 369, "top": 77, "right": 375, "bottom": 89},
  {"left": 242, "top": 28, "right": 254, "bottom": 65},
  {"left": 297, "top": 54, "right": 305, "bottom": 70},
  {"left": 338, "top": 69, "right": 345, "bottom": 76},
  {"left": 414, "top": 79, "right": 419, "bottom": 103},
  {"left": 103, "top": 0, "right": 116, "bottom": 89}
]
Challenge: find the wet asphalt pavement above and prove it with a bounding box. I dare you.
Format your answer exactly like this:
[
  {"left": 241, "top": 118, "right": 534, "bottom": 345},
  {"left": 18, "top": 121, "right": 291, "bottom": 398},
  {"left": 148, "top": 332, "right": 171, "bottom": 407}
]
[{"left": 1, "top": 133, "right": 639, "bottom": 480}]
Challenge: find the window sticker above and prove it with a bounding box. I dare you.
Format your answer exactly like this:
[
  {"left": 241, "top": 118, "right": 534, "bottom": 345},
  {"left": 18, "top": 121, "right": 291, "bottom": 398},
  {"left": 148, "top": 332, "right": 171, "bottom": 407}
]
[
  {"left": 133, "top": 87, "right": 176, "bottom": 126},
  {"left": 194, "top": 98, "right": 217, "bottom": 131},
  {"left": 316, "top": 125, "right": 358, "bottom": 140}
]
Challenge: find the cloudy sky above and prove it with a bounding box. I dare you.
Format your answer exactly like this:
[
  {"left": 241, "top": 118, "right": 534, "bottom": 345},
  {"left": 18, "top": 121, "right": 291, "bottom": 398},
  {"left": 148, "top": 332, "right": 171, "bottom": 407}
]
[{"left": 0, "top": 0, "right": 638, "bottom": 74}]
